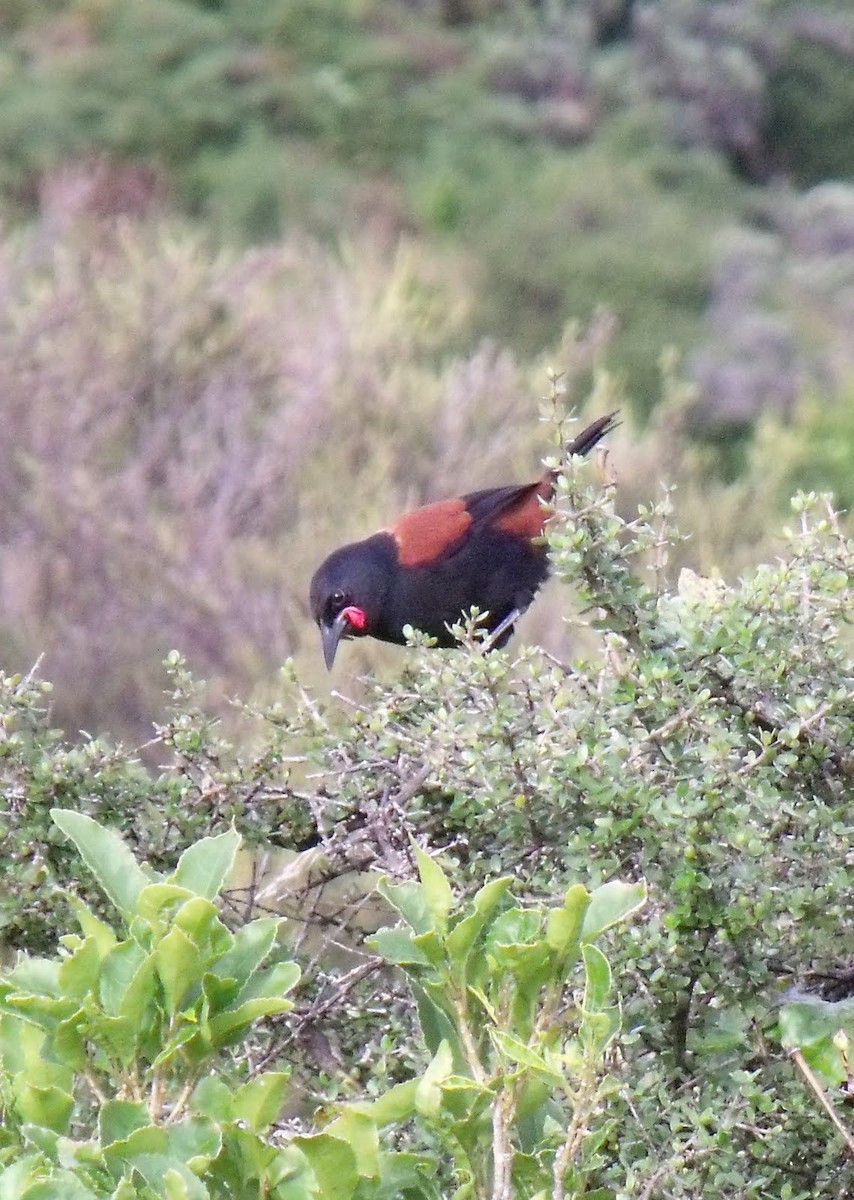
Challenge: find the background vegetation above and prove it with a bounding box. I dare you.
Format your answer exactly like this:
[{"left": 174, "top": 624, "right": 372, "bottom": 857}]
[{"left": 2, "top": 1, "right": 854, "bottom": 1196}]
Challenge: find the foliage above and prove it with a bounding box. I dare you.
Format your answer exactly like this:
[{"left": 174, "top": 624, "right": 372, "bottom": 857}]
[
  {"left": 4, "top": 391, "right": 854, "bottom": 1193},
  {"left": 273, "top": 439, "right": 854, "bottom": 1195},
  {"left": 0, "top": 810, "right": 641, "bottom": 1199},
  {"left": 0, "top": 813, "right": 303, "bottom": 1196},
  {"left": 367, "top": 846, "right": 645, "bottom": 1198},
  {"left": 765, "top": 17, "right": 854, "bottom": 186}
]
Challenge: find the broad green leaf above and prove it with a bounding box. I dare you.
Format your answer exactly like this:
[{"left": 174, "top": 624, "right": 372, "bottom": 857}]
[
  {"left": 211, "top": 917, "right": 280, "bottom": 984},
  {"left": 376, "top": 1151, "right": 442, "bottom": 1199},
  {"left": 58, "top": 936, "right": 102, "bottom": 1000},
  {"left": 293, "top": 1133, "right": 358, "bottom": 1200},
  {"left": 581, "top": 881, "right": 646, "bottom": 942},
  {"left": 15, "top": 1081, "right": 74, "bottom": 1134},
  {"left": 136, "top": 883, "right": 196, "bottom": 926},
  {"left": 411, "top": 930, "right": 447, "bottom": 967},
  {"left": 412, "top": 843, "right": 454, "bottom": 931},
  {"left": 99, "top": 1100, "right": 150, "bottom": 1148},
  {"left": 413, "top": 983, "right": 460, "bottom": 1061},
  {"left": 545, "top": 884, "right": 590, "bottom": 958},
  {"left": 489, "top": 1030, "right": 565, "bottom": 1084},
  {"left": 485, "top": 907, "right": 542, "bottom": 953},
  {"left": 347, "top": 1079, "right": 419, "bottom": 1127},
  {"left": 232, "top": 1071, "right": 291, "bottom": 1132},
  {"left": 1, "top": 991, "right": 77, "bottom": 1032},
  {"left": 778, "top": 997, "right": 854, "bottom": 1050},
  {"left": 18, "top": 1121, "right": 60, "bottom": 1160},
  {"left": 415, "top": 1039, "right": 453, "bottom": 1118},
  {"left": 99, "top": 941, "right": 149, "bottom": 1017},
  {"left": 115, "top": 1155, "right": 207, "bottom": 1200},
  {"left": 208, "top": 996, "right": 293, "bottom": 1043},
  {"left": 156, "top": 926, "right": 203, "bottom": 1015},
  {"left": 173, "top": 897, "right": 231, "bottom": 956},
  {"left": 54, "top": 1012, "right": 88, "bottom": 1069},
  {"left": 325, "top": 1111, "right": 380, "bottom": 1178},
  {"left": 51, "top": 810, "right": 151, "bottom": 918},
  {"left": 191, "top": 1075, "right": 233, "bottom": 1121},
  {"left": 166, "top": 1117, "right": 222, "bottom": 1171},
  {"left": 369, "top": 927, "right": 432, "bottom": 966},
  {"left": 375, "top": 879, "right": 433, "bottom": 934},
  {"left": 172, "top": 828, "right": 241, "bottom": 899},
  {"left": 446, "top": 877, "right": 512, "bottom": 968},
  {"left": 582, "top": 945, "right": 612, "bottom": 1012},
  {"left": 6, "top": 957, "right": 63, "bottom": 998},
  {"left": 778, "top": 998, "right": 854, "bottom": 1086},
  {"left": 234, "top": 961, "right": 300, "bottom": 1005},
  {"left": 150, "top": 1024, "right": 203, "bottom": 1070},
  {"left": 101, "top": 1125, "right": 169, "bottom": 1171},
  {"left": 17, "top": 1170, "right": 99, "bottom": 1199},
  {"left": 66, "top": 896, "right": 118, "bottom": 956},
  {"left": 201, "top": 971, "right": 239, "bottom": 1015}
]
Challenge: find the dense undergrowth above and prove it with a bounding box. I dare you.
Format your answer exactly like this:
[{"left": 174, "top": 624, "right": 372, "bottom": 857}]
[{"left": 2, "top": 438, "right": 854, "bottom": 1195}]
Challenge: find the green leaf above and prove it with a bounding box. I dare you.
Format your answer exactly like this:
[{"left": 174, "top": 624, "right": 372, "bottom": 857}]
[
  {"left": 582, "top": 945, "right": 612, "bottom": 1012},
  {"left": 66, "top": 895, "right": 118, "bottom": 956},
  {"left": 15, "top": 1082, "right": 74, "bottom": 1134},
  {"left": 166, "top": 1117, "right": 222, "bottom": 1171},
  {"left": 173, "top": 897, "right": 231, "bottom": 955},
  {"left": 156, "top": 926, "right": 204, "bottom": 1014},
  {"left": 136, "top": 883, "right": 196, "bottom": 926},
  {"left": 375, "top": 879, "right": 433, "bottom": 935},
  {"left": 58, "top": 936, "right": 102, "bottom": 1001},
  {"left": 415, "top": 1040, "right": 453, "bottom": 1118},
  {"left": 234, "top": 960, "right": 300, "bottom": 1005},
  {"left": 293, "top": 1133, "right": 358, "bottom": 1200},
  {"left": 99, "top": 941, "right": 149, "bottom": 1016},
  {"left": 51, "top": 810, "right": 152, "bottom": 919},
  {"left": 6, "top": 957, "right": 63, "bottom": 998},
  {"left": 581, "top": 881, "right": 646, "bottom": 942},
  {"left": 369, "top": 927, "right": 432, "bottom": 967},
  {"left": 211, "top": 917, "right": 280, "bottom": 985},
  {"left": 348, "top": 1078, "right": 419, "bottom": 1127},
  {"left": 171, "top": 828, "right": 241, "bottom": 899},
  {"left": 99, "top": 1100, "right": 150, "bottom": 1148},
  {"left": 545, "top": 884, "right": 590, "bottom": 959},
  {"left": 191, "top": 1075, "right": 233, "bottom": 1122},
  {"left": 232, "top": 1071, "right": 291, "bottom": 1132},
  {"left": 208, "top": 996, "right": 293, "bottom": 1043},
  {"left": 490, "top": 1030, "right": 565, "bottom": 1084},
  {"left": 446, "top": 877, "right": 512, "bottom": 967},
  {"left": 325, "top": 1111, "right": 380, "bottom": 1178},
  {"left": 16, "top": 1170, "right": 100, "bottom": 1199},
  {"left": 412, "top": 843, "right": 454, "bottom": 931}
]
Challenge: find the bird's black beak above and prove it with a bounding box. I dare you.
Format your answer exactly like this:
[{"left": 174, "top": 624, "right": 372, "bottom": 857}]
[{"left": 320, "top": 610, "right": 351, "bottom": 670}]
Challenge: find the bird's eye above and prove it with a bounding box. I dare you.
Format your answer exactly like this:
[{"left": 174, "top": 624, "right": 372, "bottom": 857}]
[{"left": 331, "top": 590, "right": 346, "bottom": 610}]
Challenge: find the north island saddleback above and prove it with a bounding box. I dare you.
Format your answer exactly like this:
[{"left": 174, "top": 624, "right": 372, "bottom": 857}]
[{"left": 309, "top": 413, "right": 618, "bottom": 668}]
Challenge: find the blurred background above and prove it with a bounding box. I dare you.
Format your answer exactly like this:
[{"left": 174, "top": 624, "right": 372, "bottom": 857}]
[{"left": 1, "top": 0, "right": 853, "bottom": 744}]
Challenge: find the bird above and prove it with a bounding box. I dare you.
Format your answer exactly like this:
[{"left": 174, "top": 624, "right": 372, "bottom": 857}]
[{"left": 309, "top": 412, "right": 618, "bottom": 669}]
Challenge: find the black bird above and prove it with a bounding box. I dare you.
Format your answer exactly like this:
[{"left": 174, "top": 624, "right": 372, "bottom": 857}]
[{"left": 309, "top": 413, "right": 617, "bottom": 668}]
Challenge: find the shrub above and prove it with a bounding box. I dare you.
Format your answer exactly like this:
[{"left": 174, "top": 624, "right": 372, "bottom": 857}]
[
  {"left": 4, "top": 401, "right": 854, "bottom": 1193},
  {"left": 0, "top": 809, "right": 642, "bottom": 1198}
]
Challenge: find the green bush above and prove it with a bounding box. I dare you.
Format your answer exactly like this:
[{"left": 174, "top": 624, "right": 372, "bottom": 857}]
[
  {"left": 4, "top": 404, "right": 854, "bottom": 1194},
  {"left": 0, "top": 810, "right": 641, "bottom": 1198}
]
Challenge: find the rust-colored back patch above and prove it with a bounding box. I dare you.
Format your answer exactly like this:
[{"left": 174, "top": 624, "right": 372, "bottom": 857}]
[
  {"left": 493, "top": 480, "right": 553, "bottom": 539},
  {"left": 391, "top": 497, "right": 473, "bottom": 567}
]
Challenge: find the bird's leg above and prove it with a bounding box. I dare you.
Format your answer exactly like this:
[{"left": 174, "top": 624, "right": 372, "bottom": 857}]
[{"left": 482, "top": 607, "right": 523, "bottom": 652}]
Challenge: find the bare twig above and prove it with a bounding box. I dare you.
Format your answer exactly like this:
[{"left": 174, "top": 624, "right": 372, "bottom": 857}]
[{"left": 790, "top": 1047, "right": 854, "bottom": 1159}]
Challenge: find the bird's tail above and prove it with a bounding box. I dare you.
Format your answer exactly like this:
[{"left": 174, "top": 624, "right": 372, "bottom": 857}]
[{"left": 564, "top": 411, "right": 620, "bottom": 458}]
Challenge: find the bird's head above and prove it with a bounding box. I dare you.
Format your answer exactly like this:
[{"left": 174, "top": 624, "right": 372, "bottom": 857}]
[{"left": 309, "top": 536, "right": 393, "bottom": 669}]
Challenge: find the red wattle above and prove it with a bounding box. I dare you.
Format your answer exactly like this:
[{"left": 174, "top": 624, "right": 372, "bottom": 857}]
[{"left": 342, "top": 605, "right": 367, "bottom": 630}]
